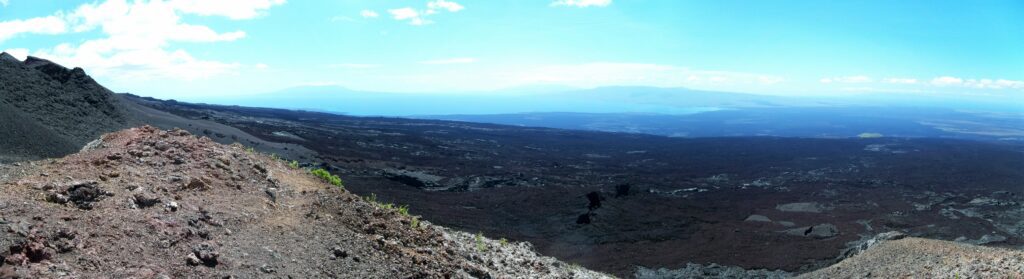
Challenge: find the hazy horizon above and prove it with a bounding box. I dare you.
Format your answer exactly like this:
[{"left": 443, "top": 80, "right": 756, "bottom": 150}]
[{"left": 1, "top": 0, "right": 1022, "bottom": 105}]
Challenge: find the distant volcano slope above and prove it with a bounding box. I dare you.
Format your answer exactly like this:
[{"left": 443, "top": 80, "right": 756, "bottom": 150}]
[
  {"left": 0, "top": 52, "right": 134, "bottom": 162},
  {"left": 0, "top": 52, "right": 314, "bottom": 163}
]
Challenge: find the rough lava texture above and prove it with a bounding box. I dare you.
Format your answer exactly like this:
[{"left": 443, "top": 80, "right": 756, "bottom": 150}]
[
  {"left": 0, "top": 53, "right": 134, "bottom": 162},
  {"left": 0, "top": 126, "right": 610, "bottom": 278}
]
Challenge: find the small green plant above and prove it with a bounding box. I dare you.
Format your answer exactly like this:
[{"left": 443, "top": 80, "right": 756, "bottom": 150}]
[
  {"left": 269, "top": 153, "right": 280, "bottom": 160},
  {"left": 475, "top": 232, "right": 486, "bottom": 252},
  {"left": 381, "top": 203, "right": 394, "bottom": 210},
  {"left": 288, "top": 160, "right": 300, "bottom": 169},
  {"left": 365, "top": 193, "right": 377, "bottom": 203},
  {"left": 245, "top": 146, "right": 255, "bottom": 153},
  {"left": 410, "top": 217, "right": 420, "bottom": 229},
  {"left": 397, "top": 204, "right": 410, "bottom": 216},
  {"left": 500, "top": 238, "right": 508, "bottom": 247},
  {"left": 311, "top": 168, "right": 344, "bottom": 188}
]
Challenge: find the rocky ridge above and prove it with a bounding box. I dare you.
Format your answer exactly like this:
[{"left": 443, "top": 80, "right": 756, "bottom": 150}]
[{"left": 0, "top": 126, "right": 609, "bottom": 278}]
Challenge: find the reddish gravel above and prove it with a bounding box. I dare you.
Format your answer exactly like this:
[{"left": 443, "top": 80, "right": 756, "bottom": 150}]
[{"left": 0, "top": 126, "right": 609, "bottom": 278}]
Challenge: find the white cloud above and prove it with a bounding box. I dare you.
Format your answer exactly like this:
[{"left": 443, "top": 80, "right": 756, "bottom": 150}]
[
  {"left": 388, "top": 1, "right": 462, "bottom": 25},
  {"left": 360, "top": 10, "right": 379, "bottom": 18},
  {"left": 168, "top": 0, "right": 286, "bottom": 20},
  {"left": 255, "top": 63, "right": 269, "bottom": 70},
  {"left": 0, "top": 0, "right": 8, "bottom": 7},
  {"left": 551, "top": 0, "right": 612, "bottom": 8},
  {"left": 822, "top": 75, "right": 1023, "bottom": 92},
  {"left": 2, "top": 48, "right": 29, "bottom": 60},
  {"left": 388, "top": 7, "right": 430, "bottom": 25},
  {"left": 427, "top": 0, "right": 464, "bottom": 14},
  {"left": 883, "top": 78, "right": 918, "bottom": 84},
  {"left": 927, "top": 76, "right": 1023, "bottom": 89},
  {"left": 9, "top": 0, "right": 282, "bottom": 82},
  {"left": 0, "top": 15, "right": 68, "bottom": 43},
  {"left": 930, "top": 76, "right": 963, "bottom": 86},
  {"left": 819, "top": 75, "right": 872, "bottom": 84},
  {"left": 421, "top": 57, "right": 477, "bottom": 64}
]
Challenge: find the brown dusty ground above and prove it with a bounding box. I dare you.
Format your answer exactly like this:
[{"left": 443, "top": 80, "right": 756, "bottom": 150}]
[
  {"left": 0, "top": 126, "right": 609, "bottom": 278},
  {"left": 800, "top": 237, "right": 1024, "bottom": 278}
]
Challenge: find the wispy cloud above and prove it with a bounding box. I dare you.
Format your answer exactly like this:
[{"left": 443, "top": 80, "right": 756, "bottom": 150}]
[
  {"left": 930, "top": 76, "right": 963, "bottom": 86},
  {"left": 0, "top": 15, "right": 67, "bottom": 43},
  {"left": 822, "top": 75, "right": 1024, "bottom": 92},
  {"left": 420, "top": 57, "right": 477, "bottom": 64},
  {"left": 551, "top": 0, "right": 612, "bottom": 8},
  {"left": 883, "top": 78, "right": 918, "bottom": 84},
  {"left": 426, "top": 0, "right": 464, "bottom": 14},
  {"left": 3, "top": 0, "right": 285, "bottom": 82},
  {"left": 941, "top": 77, "right": 1024, "bottom": 89},
  {"left": 388, "top": 0, "right": 464, "bottom": 26},
  {"left": 360, "top": 10, "right": 379, "bottom": 18}
]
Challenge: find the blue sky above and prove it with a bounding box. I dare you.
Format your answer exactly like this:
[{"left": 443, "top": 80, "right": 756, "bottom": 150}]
[{"left": 0, "top": 0, "right": 1021, "bottom": 100}]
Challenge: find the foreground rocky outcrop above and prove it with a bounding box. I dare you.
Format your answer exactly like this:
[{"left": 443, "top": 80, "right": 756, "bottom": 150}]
[
  {"left": 0, "top": 126, "right": 609, "bottom": 278},
  {"left": 799, "top": 232, "right": 1024, "bottom": 278}
]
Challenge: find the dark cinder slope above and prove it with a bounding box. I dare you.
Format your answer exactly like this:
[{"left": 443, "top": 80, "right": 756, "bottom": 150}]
[
  {"left": 0, "top": 52, "right": 313, "bottom": 163},
  {"left": 0, "top": 52, "right": 135, "bottom": 162}
]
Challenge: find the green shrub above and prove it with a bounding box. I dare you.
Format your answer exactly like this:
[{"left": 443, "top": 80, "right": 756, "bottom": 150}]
[
  {"left": 410, "top": 217, "right": 420, "bottom": 229},
  {"left": 288, "top": 160, "right": 300, "bottom": 169},
  {"left": 500, "top": 238, "right": 508, "bottom": 247},
  {"left": 365, "top": 193, "right": 377, "bottom": 203},
  {"left": 311, "top": 168, "right": 344, "bottom": 188},
  {"left": 397, "top": 204, "right": 410, "bottom": 216},
  {"left": 475, "top": 232, "right": 486, "bottom": 252}
]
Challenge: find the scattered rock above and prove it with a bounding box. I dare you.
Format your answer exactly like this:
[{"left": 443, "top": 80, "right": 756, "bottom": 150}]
[
  {"left": 133, "top": 193, "right": 161, "bottom": 208},
  {"left": 190, "top": 243, "right": 219, "bottom": 267}
]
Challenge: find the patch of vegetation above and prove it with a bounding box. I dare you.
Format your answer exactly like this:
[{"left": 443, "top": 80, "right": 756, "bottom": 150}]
[
  {"left": 311, "top": 168, "right": 344, "bottom": 188},
  {"left": 397, "top": 204, "right": 410, "bottom": 216},
  {"left": 410, "top": 217, "right": 420, "bottom": 229},
  {"left": 500, "top": 238, "right": 508, "bottom": 247},
  {"left": 269, "top": 153, "right": 280, "bottom": 161},
  {"left": 364, "top": 193, "right": 377, "bottom": 203},
  {"left": 288, "top": 160, "right": 299, "bottom": 169},
  {"left": 475, "top": 232, "right": 486, "bottom": 252},
  {"left": 245, "top": 146, "right": 255, "bottom": 153}
]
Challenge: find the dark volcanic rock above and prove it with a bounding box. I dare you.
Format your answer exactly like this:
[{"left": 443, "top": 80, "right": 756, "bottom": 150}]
[
  {"left": 586, "top": 191, "right": 603, "bottom": 210},
  {"left": 0, "top": 53, "right": 135, "bottom": 162}
]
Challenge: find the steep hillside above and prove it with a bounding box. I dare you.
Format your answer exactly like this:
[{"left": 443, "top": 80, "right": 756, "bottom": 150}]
[
  {"left": 0, "top": 126, "right": 608, "bottom": 278},
  {"left": 0, "top": 52, "right": 313, "bottom": 163},
  {"left": 0, "top": 53, "right": 135, "bottom": 161}
]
